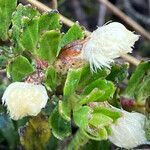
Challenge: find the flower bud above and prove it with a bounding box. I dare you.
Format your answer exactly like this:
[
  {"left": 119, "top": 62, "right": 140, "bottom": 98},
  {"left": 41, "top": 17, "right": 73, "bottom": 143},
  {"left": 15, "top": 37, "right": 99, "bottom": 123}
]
[
  {"left": 2, "top": 82, "right": 48, "bottom": 120},
  {"left": 82, "top": 22, "right": 139, "bottom": 71},
  {"left": 109, "top": 109, "right": 148, "bottom": 148}
]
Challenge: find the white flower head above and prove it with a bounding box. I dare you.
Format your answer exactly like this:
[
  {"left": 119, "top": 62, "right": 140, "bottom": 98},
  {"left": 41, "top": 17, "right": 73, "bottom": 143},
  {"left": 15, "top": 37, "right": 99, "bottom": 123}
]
[
  {"left": 2, "top": 82, "right": 48, "bottom": 120},
  {"left": 81, "top": 22, "right": 139, "bottom": 71},
  {"left": 109, "top": 109, "right": 148, "bottom": 149}
]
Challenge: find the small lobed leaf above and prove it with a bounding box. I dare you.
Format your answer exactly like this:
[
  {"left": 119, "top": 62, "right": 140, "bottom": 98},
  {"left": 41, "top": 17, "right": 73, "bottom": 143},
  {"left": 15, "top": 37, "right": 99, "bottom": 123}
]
[
  {"left": 80, "top": 88, "right": 105, "bottom": 104},
  {"left": 39, "top": 11, "right": 62, "bottom": 33},
  {"left": 73, "top": 106, "right": 91, "bottom": 129},
  {"left": 135, "top": 75, "right": 150, "bottom": 103},
  {"left": 11, "top": 4, "right": 40, "bottom": 52},
  {"left": 49, "top": 107, "right": 71, "bottom": 140},
  {"left": 7, "top": 55, "right": 34, "bottom": 81},
  {"left": 57, "top": 23, "right": 85, "bottom": 55},
  {"left": 123, "top": 61, "right": 150, "bottom": 103},
  {"left": 83, "top": 128, "right": 108, "bottom": 141},
  {"left": 19, "top": 114, "right": 51, "bottom": 150},
  {"left": 63, "top": 67, "right": 83, "bottom": 97},
  {"left": 93, "top": 107, "right": 121, "bottom": 122},
  {"left": 80, "top": 79, "right": 116, "bottom": 104},
  {"left": 0, "top": 0, "right": 17, "bottom": 40},
  {"left": 37, "top": 30, "right": 61, "bottom": 63},
  {"left": 44, "top": 66, "right": 58, "bottom": 91},
  {"left": 106, "top": 63, "right": 128, "bottom": 83},
  {"left": 58, "top": 95, "right": 81, "bottom": 121},
  {"left": 20, "top": 17, "right": 39, "bottom": 52},
  {"left": 78, "top": 64, "right": 110, "bottom": 89},
  {"left": 89, "top": 113, "right": 113, "bottom": 128}
]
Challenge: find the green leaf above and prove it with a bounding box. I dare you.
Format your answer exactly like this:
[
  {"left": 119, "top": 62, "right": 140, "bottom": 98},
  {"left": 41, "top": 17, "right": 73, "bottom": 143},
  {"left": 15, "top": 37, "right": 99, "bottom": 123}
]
[
  {"left": 11, "top": 4, "right": 40, "bottom": 52},
  {"left": 63, "top": 67, "right": 82, "bottom": 97},
  {"left": 78, "top": 65, "right": 110, "bottom": 89},
  {"left": 49, "top": 107, "right": 71, "bottom": 140},
  {"left": 0, "top": 55, "right": 8, "bottom": 69},
  {"left": 44, "top": 66, "right": 58, "bottom": 91},
  {"left": 89, "top": 113, "right": 113, "bottom": 128},
  {"left": 97, "top": 128, "right": 108, "bottom": 140},
  {"left": 123, "top": 61, "right": 150, "bottom": 103},
  {"left": 80, "top": 79, "right": 116, "bottom": 104},
  {"left": 57, "top": 23, "right": 85, "bottom": 55},
  {"left": 7, "top": 55, "right": 34, "bottom": 81},
  {"left": 19, "top": 114, "right": 51, "bottom": 150},
  {"left": 93, "top": 107, "right": 121, "bottom": 122},
  {"left": 145, "top": 98, "right": 150, "bottom": 141},
  {"left": 0, "top": 0, "right": 17, "bottom": 40},
  {"left": 73, "top": 106, "right": 91, "bottom": 129},
  {"left": 67, "top": 129, "right": 89, "bottom": 150},
  {"left": 83, "top": 128, "right": 108, "bottom": 141},
  {"left": 106, "top": 63, "right": 128, "bottom": 83},
  {"left": 37, "top": 30, "right": 61, "bottom": 63},
  {"left": 58, "top": 95, "right": 80, "bottom": 121},
  {"left": 58, "top": 100, "right": 71, "bottom": 121},
  {"left": 39, "top": 11, "right": 61, "bottom": 33},
  {"left": 136, "top": 75, "right": 150, "bottom": 103},
  {"left": 80, "top": 88, "right": 105, "bottom": 104},
  {"left": 0, "top": 113, "right": 18, "bottom": 149},
  {"left": 20, "top": 17, "right": 39, "bottom": 52},
  {"left": 81, "top": 140, "right": 111, "bottom": 150}
]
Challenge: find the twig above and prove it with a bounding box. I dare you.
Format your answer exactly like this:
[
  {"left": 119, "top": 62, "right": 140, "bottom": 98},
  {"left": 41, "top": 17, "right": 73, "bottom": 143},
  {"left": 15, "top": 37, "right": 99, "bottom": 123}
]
[
  {"left": 51, "top": 0, "right": 57, "bottom": 9},
  {"left": 98, "top": 3, "right": 106, "bottom": 26},
  {"left": 98, "top": 0, "right": 150, "bottom": 41},
  {"left": 19, "top": 0, "right": 140, "bottom": 66},
  {"left": 120, "top": 54, "right": 140, "bottom": 66}
]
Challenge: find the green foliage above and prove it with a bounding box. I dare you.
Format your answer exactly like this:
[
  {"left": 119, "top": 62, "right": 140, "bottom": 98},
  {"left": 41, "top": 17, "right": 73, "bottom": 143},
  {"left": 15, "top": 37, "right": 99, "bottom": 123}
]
[
  {"left": 37, "top": 30, "right": 61, "bottom": 62},
  {"left": 0, "top": 113, "right": 18, "bottom": 149},
  {"left": 123, "top": 61, "right": 150, "bottom": 104},
  {"left": 49, "top": 107, "right": 71, "bottom": 140},
  {"left": 81, "top": 140, "right": 111, "bottom": 150},
  {"left": 93, "top": 107, "right": 121, "bottom": 122},
  {"left": 57, "top": 23, "right": 85, "bottom": 55},
  {"left": 73, "top": 105, "right": 121, "bottom": 141},
  {"left": 19, "top": 114, "right": 51, "bottom": 150},
  {"left": 11, "top": 4, "right": 40, "bottom": 52},
  {"left": 63, "top": 67, "right": 82, "bottom": 97},
  {"left": 1, "top": 2, "right": 149, "bottom": 150},
  {"left": 39, "top": 11, "right": 62, "bottom": 33},
  {"left": 144, "top": 97, "right": 150, "bottom": 141},
  {"left": 73, "top": 106, "right": 91, "bottom": 129},
  {"left": 0, "top": 0, "right": 17, "bottom": 40},
  {"left": 80, "top": 79, "right": 116, "bottom": 104},
  {"left": 7, "top": 55, "right": 34, "bottom": 81},
  {"left": 78, "top": 64, "right": 110, "bottom": 89},
  {"left": 106, "top": 63, "right": 129, "bottom": 83},
  {"left": 44, "top": 66, "right": 58, "bottom": 91}
]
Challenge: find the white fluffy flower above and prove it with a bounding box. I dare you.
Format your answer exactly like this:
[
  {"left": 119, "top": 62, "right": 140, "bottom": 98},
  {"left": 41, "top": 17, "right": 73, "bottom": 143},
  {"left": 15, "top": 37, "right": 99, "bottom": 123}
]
[
  {"left": 109, "top": 109, "right": 148, "bottom": 149},
  {"left": 2, "top": 82, "right": 48, "bottom": 120},
  {"left": 81, "top": 22, "right": 139, "bottom": 71}
]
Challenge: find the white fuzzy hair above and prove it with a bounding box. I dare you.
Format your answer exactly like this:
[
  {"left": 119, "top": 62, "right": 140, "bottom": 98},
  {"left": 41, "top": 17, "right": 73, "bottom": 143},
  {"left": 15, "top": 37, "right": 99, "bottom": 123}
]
[
  {"left": 81, "top": 22, "right": 139, "bottom": 71},
  {"left": 2, "top": 82, "right": 48, "bottom": 120},
  {"left": 109, "top": 108, "right": 148, "bottom": 148}
]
